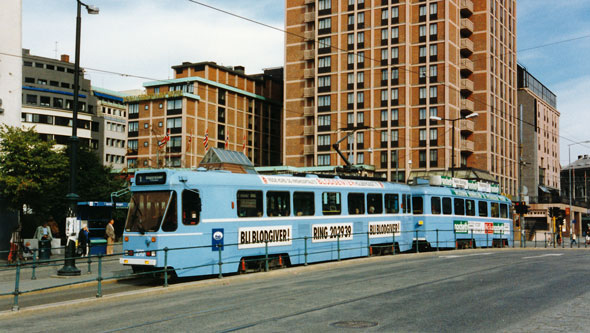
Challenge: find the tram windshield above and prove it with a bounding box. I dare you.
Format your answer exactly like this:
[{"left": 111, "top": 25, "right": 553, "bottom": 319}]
[{"left": 125, "top": 191, "right": 175, "bottom": 233}]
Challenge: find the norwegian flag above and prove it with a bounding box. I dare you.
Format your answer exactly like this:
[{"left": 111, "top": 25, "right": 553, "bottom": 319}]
[
  {"left": 203, "top": 129, "right": 209, "bottom": 151},
  {"left": 242, "top": 134, "right": 246, "bottom": 154},
  {"left": 225, "top": 135, "right": 229, "bottom": 149},
  {"left": 158, "top": 129, "right": 170, "bottom": 148}
]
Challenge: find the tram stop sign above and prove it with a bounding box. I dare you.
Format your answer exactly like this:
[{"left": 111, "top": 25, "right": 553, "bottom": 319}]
[{"left": 212, "top": 228, "right": 224, "bottom": 251}]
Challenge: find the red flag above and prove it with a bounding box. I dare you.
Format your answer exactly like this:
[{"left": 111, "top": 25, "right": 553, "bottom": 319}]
[
  {"left": 158, "top": 129, "right": 170, "bottom": 148},
  {"left": 242, "top": 134, "right": 246, "bottom": 154},
  {"left": 203, "top": 129, "right": 209, "bottom": 151},
  {"left": 225, "top": 135, "right": 229, "bottom": 149}
]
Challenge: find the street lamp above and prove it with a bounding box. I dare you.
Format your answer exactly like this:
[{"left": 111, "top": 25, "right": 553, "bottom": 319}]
[
  {"left": 430, "top": 113, "right": 478, "bottom": 178},
  {"left": 58, "top": 0, "right": 99, "bottom": 277},
  {"left": 568, "top": 140, "right": 590, "bottom": 246}
]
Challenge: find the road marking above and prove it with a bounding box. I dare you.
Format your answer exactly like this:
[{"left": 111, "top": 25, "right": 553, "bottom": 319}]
[
  {"left": 439, "top": 253, "right": 493, "bottom": 259},
  {"left": 522, "top": 253, "right": 564, "bottom": 259}
]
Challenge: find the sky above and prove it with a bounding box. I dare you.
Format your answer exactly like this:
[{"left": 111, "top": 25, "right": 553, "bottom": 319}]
[{"left": 21, "top": 0, "right": 590, "bottom": 166}]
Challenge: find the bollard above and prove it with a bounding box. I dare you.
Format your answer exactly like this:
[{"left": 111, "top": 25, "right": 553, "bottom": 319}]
[
  {"left": 534, "top": 234, "right": 537, "bottom": 248},
  {"left": 337, "top": 235, "right": 341, "bottom": 261},
  {"left": 470, "top": 229, "right": 474, "bottom": 249},
  {"left": 164, "top": 247, "right": 169, "bottom": 287},
  {"left": 486, "top": 233, "right": 488, "bottom": 249},
  {"left": 31, "top": 249, "right": 37, "bottom": 280},
  {"left": 304, "top": 236, "right": 308, "bottom": 266},
  {"left": 415, "top": 230, "right": 419, "bottom": 253},
  {"left": 217, "top": 244, "right": 223, "bottom": 279},
  {"left": 264, "top": 241, "right": 269, "bottom": 272},
  {"left": 393, "top": 232, "right": 396, "bottom": 255},
  {"left": 87, "top": 253, "right": 92, "bottom": 274},
  {"left": 454, "top": 230, "right": 457, "bottom": 250},
  {"left": 436, "top": 229, "right": 439, "bottom": 252},
  {"left": 96, "top": 254, "right": 103, "bottom": 298},
  {"left": 12, "top": 259, "right": 21, "bottom": 311}
]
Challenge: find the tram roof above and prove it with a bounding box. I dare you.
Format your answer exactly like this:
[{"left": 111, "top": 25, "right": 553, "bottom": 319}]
[{"left": 411, "top": 185, "right": 510, "bottom": 202}]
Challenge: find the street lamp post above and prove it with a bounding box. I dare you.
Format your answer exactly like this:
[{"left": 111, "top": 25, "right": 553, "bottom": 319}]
[
  {"left": 58, "top": 0, "right": 99, "bottom": 276},
  {"left": 568, "top": 140, "right": 590, "bottom": 246},
  {"left": 430, "top": 113, "right": 478, "bottom": 178}
]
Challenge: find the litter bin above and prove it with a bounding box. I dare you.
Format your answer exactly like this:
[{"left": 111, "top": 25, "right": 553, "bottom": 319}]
[
  {"left": 89, "top": 238, "right": 107, "bottom": 255},
  {"left": 39, "top": 239, "right": 51, "bottom": 260}
]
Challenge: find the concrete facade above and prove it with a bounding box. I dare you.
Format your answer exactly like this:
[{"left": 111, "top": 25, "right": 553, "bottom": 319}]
[
  {"left": 125, "top": 62, "right": 283, "bottom": 169},
  {"left": 0, "top": 0, "right": 23, "bottom": 128},
  {"left": 284, "top": 0, "right": 517, "bottom": 196},
  {"left": 92, "top": 87, "right": 128, "bottom": 170}
]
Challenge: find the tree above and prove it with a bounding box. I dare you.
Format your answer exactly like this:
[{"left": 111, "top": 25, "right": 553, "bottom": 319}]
[{"left": 0, "top": 125, "right": 68, "bottom": 231}]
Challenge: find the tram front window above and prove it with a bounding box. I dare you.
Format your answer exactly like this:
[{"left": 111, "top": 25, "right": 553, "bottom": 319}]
[{"left": 125, "top": 191, "right": 175, "bottom": 233}]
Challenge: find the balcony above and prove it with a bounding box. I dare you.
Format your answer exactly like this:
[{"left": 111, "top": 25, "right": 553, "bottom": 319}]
[
  {"left": 304, "top": 106, "right": 315, "bottom": 116},
  {"left": 460, "top": 79, "right": 474, "bottom": 94},
  {"left": 304, "top": 68, "right": 315, "bottom": 79},
  {"left": 460, "top": 18, "right": 474, "bottom": 37},
  {"left": 304, "top": 12, "right": 315, "bottom": 23},
  {"left": 460, "top": 59, "right": 474, "bottom": 76},
  {"left": 304, "top": 49, "right": 315, "bottom": 60},
  {"left": 304, "top": 145, "right": 314, "bottom": 155},
  {"left": 304, "top": 0, "right": 315, "bottom": 4},
  {"left": 459, "top": 119, "right": 475, "bottom": 134},
  {"left": 460, "top": 0, "right": 473, "bottom": 17},
  {"left": 461, "top": 98, "right": 474, "bottom": 112},
  {"left": 460, "top": 38, "right": 474, "bottom": 57},
  {"left": 304, "top": 126, "right": 315, "bottom": 136},
  {"left": 460, "top": 139, "right": 474, "bottom": 153},
  {"left": 304, "top": 87, "right": 315, "bottom": 98},
  {"left": 304, "top": 30, "right": 315, "bottom": 40}
]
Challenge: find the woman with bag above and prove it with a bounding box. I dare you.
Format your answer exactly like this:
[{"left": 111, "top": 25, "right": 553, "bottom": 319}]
[{"left": 77, "top": 225, "right": 89, "bottom": 257}]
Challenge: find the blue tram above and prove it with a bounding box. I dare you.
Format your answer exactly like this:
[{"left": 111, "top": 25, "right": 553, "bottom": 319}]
[
  {"left": 410, "top": 180, "right": 513, "bottom": 249},
  {"left": 120, "top": 169, "right": 512, "bottom": 277},
  {"left": 120, "top": 169, "right": 415, "bottom": 277}
]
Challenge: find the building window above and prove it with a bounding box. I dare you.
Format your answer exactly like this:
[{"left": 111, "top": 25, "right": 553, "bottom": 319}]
[
  {"left": 318, "top": 115, "right": 331, "bottom": 131},
  {"left": 381, "top": 49, "right": 388, "bottom": 63},
  {"left": 381, "top": 28, "right": 388, "bottom": 40},
  {"left": 347, "top": 93, "right": 354, "bottom": 106},
  {"left": 419, "top": 87, "right": 427, "bottom": 100},
  {"left": 419, "top": 129, "right": 427, "bottom": 146},
  {"left": 318, "top": 75, "right": 331, "bottom": 88},
  {"left": 381, "top": 90, "right": 388, "bottom": 103},
  {"left": 347, "top": 112, "right": 354, "bottom": 126},
  {"left": 430, "top": 23, "right": 437, "bottom": 36},
  {"left": 391, "top": 109, "right": 398, "bottom": 123},
  {"left": 358, "top": 12, "right": 365, "bottom": 25},
  {"left": 319, "top": 37, "right": 331, "bottom": 49},
  {"left": 319, "top": 56, "right": 331, "bottom": 69},
  {"left": 318, "top": 95, "right": 331, "bottom": 107},
  {"left": 430, "top": 107, "right": 438, "bottom": 120},
  {"left": 419, "top": 25, "right": 426, "bottom": 38},
  {"left": 381, "top": 9, "right": 388, "bottom": 21},
  {"left": 357, "top": 92, "right": 364, "bottom": 106},
  {"left": 430, "top": 86, "right": 438, "bottom": 99},
  {"left": 419, "top": 46, "right": 426, "bottom": 58},
  {"left": 391, "top": 27, "right": 399, "bottom": 40},
  {"left": 167, "top": 117, "right": 182, "bottom": 134},
  {"left": 26, "top": 94, "right": 37, "bottom": 105},
  {"left": 381, "top": 69, "right": 388, "bottom": 82},
  {"left": 357, "top": 112, "right": 364, "bottom": 125},
  {"left": 419, "top": 150, "right": 426, "bottom": 167},
  {"left": 430, "top": 129, "right": 438, "bottom": 145},
  {"left": 347, "top": 33, "right": 354, "bottom": 46},
  {"left": 357, "top": 32, "right": 364, "bottom": 44},
  {"left": 318, "top": 134, "right": 331, "bottom": 147},
  {"left": 391, "top": 88, "right": 398, "bottom": 101},
  {"left": 391, "top": 68, "right": 399, "bottom": 80},
  {"left": 381, "top": 130, "right": 388, "bottom": 145},
  {"left": 391, "top": 6, "right": 398, "bottom": 19},
  {"left": 318, "top": 0, "right": 331, "bottom": 10},
  {"left": 381, "top": 110, "right": 388, "bottom": 123},
  {"left": 419, "top": 108, "right": 426, "bottom": 125},
  {"left": 391, "top": 129, "right": 398, "bottom": 144},
  {"left": 419, "top": 5, "right": 426, "bottom": 17},
  {"left": 319, "top": 17, "right": 331, "bottom": 30},
  {"left": 430, "top": 44, "right": 438, "bottom": 57},
  {"left": 318, "top": 154, "right": 330, "bottom": 166},
  {"left": 430, "top": 3, "right": 438, "bottom": 16},
  {"left": 40, "top": 96, "right": 50, "bottom": 107},
  {"left": 430, "top": 65, "right": 437, "bottom": 80},
  {"left": 348, "top": 15, "right": 355, "bottom": 26},
  {"left": 357, "top": 153, "right": 364, "bottom": 164}
]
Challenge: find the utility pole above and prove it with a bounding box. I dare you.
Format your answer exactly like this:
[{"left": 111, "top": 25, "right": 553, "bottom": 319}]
[{"left": 519, "top": 104, "right": 524, "bottom": 247}]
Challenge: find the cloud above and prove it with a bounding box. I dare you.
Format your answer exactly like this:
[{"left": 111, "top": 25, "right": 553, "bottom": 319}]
[{"left": 22, "top": 0, "right": 285, "bottom": 91}]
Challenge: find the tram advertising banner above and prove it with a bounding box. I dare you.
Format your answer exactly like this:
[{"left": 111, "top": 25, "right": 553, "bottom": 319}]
[
  {"left": 468, "top": 221, "right": 485, "bottom": 234},
  {"left": 454, "top": 220, "right": 468, "bottom": 234},
  {"left": 369, "top": 221, "right": 401, "bottom": 238},
  {"left": 456, "top": 221, "right": 509, "bottom": 235},
  {"left": 312, "top": 223, "right": 354, "bottom": 243},
  {"left": 238, "top": 225, "right": 292, "bottom": 249}
]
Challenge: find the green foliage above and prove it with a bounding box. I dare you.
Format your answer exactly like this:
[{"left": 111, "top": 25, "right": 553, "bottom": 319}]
[
  {"left": 0, "top": 126, "right": 129, "bottom": 234},
  {"left": 0, "top": 125, "right": 68, "bottom": 218}
]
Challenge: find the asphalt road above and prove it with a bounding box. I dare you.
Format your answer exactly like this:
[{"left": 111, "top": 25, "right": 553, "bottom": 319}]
[{"left": 2, "top": 248, "right": 590, "bottom": 332}]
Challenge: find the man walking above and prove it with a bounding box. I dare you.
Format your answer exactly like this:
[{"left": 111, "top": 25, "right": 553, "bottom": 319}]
[{"left": 106, "top": 219, "right": 115, "bottom": 255}]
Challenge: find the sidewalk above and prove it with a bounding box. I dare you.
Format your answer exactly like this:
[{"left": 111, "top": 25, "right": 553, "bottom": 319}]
[{"left": 0, "top": 244, "right": 132, "bottom": 297}]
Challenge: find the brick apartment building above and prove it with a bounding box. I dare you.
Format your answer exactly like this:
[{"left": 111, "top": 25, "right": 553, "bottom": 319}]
[
  {"left": 284, "top": 0, "right": 518, "bottom": 195},
  {"left": 125, "top": 62, "right": 283, "bottom": 169}
]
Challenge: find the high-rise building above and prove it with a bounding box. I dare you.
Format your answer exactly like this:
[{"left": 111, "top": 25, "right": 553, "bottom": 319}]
[
  {"left": 21, "top": 50, "right": 100, "bottom": 151},
  {"left": 125, "top": 62, "right": 283, "bottom": 170},
  {"left": 92, "top": 87, "right": 128, "bottom": 170},
  {"left": 284, "top": 0, "right": 517, "bottom": 195},
  {"left": 517, "top": 64, "right": 559, "bottom": 203},
  {"left": 0, "top": 0, "right": 22, "bottom": 128}
]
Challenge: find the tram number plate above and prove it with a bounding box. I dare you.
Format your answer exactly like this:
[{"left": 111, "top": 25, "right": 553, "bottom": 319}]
[
  {"left": 135, "top": 250, "right": 145, "bottom": 257},
  {"left": 312, "top": 223, "right": 353, "bottom": 243}
]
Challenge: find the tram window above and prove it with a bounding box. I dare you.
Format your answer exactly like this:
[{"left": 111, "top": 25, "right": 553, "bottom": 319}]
[
  {"left": 465, "top": 199, "right": 475, "bottom": 216},
  {"left": 478, "top": 201, "right": 488, "bottom": 217},
  {"left": 322, "top": 192, "right": 341, "bottom": 215},
  {"left": 431, "top": 197, "right": 441, "bottom": 214},
  {"left": 385, "top": 194, "right": 399, "bottom": 213},
  {"left": 348, "top": 193, "right": 365, "bottom": 215},
  {"left": 161, "top": 192, "right": 178, "bottom": 232},
  {"left": 491, "top": 202, "right": 499, "bottom": 217},
  {"left": 237, "top": 191, "right": 263, "bottom": 217},
  {"left": 293, "top": 192, "right": 314, "bottom": 216},
  {"left": 442, "top": 197, "right": 452, "bottom": 215},
  {"left": 500, "top": 203, "right": 508, "bottom": 218},
  {"left": 454, "top": 198, "right": 465, "bottom": 215},
  {"left": 412, "top": 197, "right": 423, "bottom": 214},
  {"left": 182, "top": 190, "right": 201, "bottom": 225},
  {"left": 367, "top": 193, "right": 383, "bottom": 214},
  {"left": 267, "top": 191, "right": 290, "bottom": 217}
]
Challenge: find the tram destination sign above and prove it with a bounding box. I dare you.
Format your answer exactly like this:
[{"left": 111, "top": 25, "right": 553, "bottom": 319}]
[{"left": 135, "top": 172, "right": 167, "bottom": 185}]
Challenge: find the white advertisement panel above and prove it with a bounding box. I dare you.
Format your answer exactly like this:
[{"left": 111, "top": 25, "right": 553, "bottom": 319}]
[
  {"left": 238, "top": 225, "right": 292, "bottom": 249},
  {"left": 368, "top": 221, "right": 401, "bottom": 238},
  {"left": 312, "top": 223, "right": 353, "bottom": 243}
]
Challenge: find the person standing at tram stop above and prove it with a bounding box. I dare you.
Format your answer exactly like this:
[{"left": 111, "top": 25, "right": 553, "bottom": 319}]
[
  {"left": 105, "top": 219, "right": 116, "bottom": 255},
  {"left": 34, "top": 221, "right": 53, "bottom": 259},
  {"left": 77, "top": 225, "right": 89, "bottom": 257}
]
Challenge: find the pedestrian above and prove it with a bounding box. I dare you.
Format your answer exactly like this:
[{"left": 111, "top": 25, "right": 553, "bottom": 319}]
[
  {"left": 46, "top": 216, "right": 60, "bottom": 240},
  {"left": 34, "top": 221, "right": 53, "bottom": 260},
  {"left": 77, "top": 225, "right": 89, "bottom": 257},
  {"left": 571, "top": 232, "right": 577, "bottom": 246},
  {"left": 105, "top": 219, "right": 115, "bottom": 255}
]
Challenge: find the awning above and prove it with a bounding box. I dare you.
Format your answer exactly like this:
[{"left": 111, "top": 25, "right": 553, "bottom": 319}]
[{"left": 538, "top": 185, "right": 551, "bottom": 193}]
